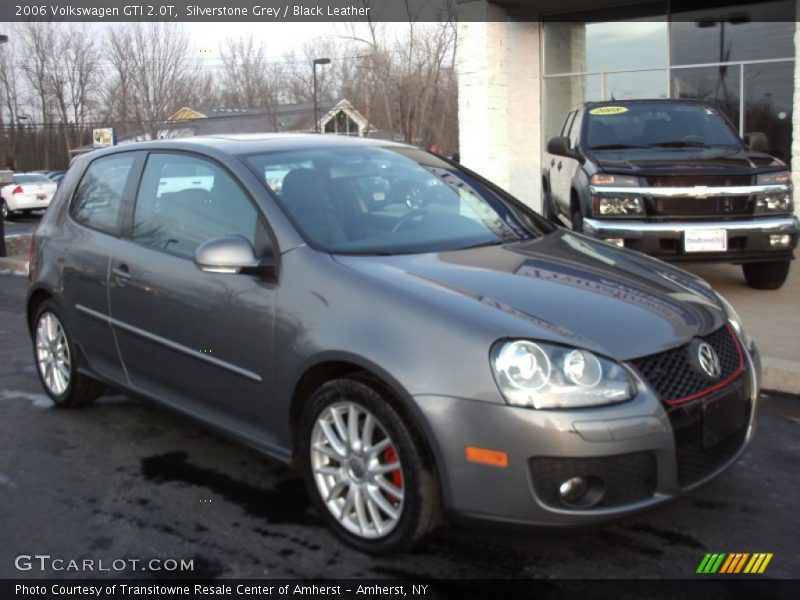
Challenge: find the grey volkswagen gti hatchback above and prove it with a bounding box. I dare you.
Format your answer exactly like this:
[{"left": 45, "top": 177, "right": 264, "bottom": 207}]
[{"left": 27, "top": 135, "right": 761, "bottom": 553}]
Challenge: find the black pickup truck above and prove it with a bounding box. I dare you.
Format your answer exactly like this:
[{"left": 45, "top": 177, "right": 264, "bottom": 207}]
[{"left": 543, "top": 99, "right": 799, "bottom": 289}]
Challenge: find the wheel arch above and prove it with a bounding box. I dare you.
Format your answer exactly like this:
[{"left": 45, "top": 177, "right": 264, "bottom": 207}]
[
  {"left": 287, "top": 355, "right": 441, "bottom": 478},
  {"left": 26, "top": 285, "right": 55, "bottom": 334}
]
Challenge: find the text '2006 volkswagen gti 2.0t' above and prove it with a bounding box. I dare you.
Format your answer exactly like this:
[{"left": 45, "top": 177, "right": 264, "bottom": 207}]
[{"left": 27, "top": 134, "right": 760, "bottom": 553}]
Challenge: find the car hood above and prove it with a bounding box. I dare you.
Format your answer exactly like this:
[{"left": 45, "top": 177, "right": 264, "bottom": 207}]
[
  {"left": 588, "top": 146, "right": 784, "bottom": 175},
  {"left": 334, "top": 231, "right": 728, "bottom": 361}
]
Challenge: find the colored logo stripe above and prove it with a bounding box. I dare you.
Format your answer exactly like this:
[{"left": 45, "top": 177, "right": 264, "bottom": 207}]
[{"left": 697, "top": 553, "right": 773, "bottom": 574}]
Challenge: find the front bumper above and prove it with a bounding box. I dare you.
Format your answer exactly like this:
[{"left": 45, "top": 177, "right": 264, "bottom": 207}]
[
  {"left": 582, "top": 216, "right": 799, "bottom": 263},
  {"left": 412, "top": 342, "right": 760, "bottom": 527}
]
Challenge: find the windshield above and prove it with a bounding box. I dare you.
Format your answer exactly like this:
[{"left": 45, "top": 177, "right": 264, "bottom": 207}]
[
  {"left": 585, "top": 103, "right": 741, "bottom": 150},
  {"left": 243, "top": 145, "right": 542, "bottom": 255}
]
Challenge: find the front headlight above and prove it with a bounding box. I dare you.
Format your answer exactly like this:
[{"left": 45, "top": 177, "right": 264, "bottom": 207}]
[
  {"left": 590, "top": 174, "right": 644, "bottom": 216},
  {"left": 491, "top": 340, "right": 635, "bottom": 409},
  {"left": 755, "top": 171, "right": 793, "bottom": 213}
]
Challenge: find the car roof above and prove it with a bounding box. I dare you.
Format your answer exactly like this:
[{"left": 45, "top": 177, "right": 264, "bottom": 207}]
[
  {"left": 90, "top": 133, "right": 412, "bottom": 157},
  {"left": 579, "top": 98, "right": 709, "bottom": 110}
]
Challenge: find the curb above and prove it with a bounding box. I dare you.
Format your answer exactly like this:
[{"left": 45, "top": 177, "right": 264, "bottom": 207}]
[
  {"left": 761, "top": 356, "right": 800, "bottom": 397},
  {"left": 0, "top": 256, "right": 28, "bottom": 276}
]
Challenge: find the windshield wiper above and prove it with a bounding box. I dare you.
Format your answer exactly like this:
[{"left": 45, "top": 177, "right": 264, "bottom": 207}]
[
  {"left": 455, "top": 239, "right": 510, "bottom": 251},
  {"left": 647, "top": 140, "right": 709, "bottom": 148},
  {"left": 589, "top": 144, "right": 648, "bottom": 150}
]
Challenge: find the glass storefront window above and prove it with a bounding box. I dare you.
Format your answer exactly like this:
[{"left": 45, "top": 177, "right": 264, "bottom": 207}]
[
  {"left": 606, "top": 70, "right": 668, "bottom": 101},
  {"left": 671, "top": 1, "right": 794, "bottom": 65},
  {"left": 671, "top": 65, "right": 741, "bottom": 129},
  {"left": 743, "top": 61, "right": 794, "bottom": 162},
  {"left": 544, "top": 75, "right": 602, "bottom": 142},
  {"left": 544, "top": 20, "right": 668, "bottom": 75}
]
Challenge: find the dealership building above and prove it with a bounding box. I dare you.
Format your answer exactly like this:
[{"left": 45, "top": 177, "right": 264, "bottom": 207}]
[{"left": 456, "top": 0, "right": 800, "bottom": 216}]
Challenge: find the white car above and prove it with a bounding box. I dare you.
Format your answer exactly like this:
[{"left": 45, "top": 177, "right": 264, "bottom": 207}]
[{"left": 1, "top": 173, "right": 58, "bottom": 219}]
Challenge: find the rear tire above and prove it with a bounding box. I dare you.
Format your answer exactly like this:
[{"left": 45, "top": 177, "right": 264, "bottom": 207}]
[
  {"left": 33, "top": 300, "right": 104, "bottom": 407},
  {"left": 1, "top": 200, "right": 15, "bottom": 220},
  {"left": 742, "top": 260, "right": 791, "bottom": 290},
  {"left": 298, "top": 376, "right": 441, "bottom": 554}
]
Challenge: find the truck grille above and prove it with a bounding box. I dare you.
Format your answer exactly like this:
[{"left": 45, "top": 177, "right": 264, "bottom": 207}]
[
  {"left": 645, "top": 175, "right": 752, "bottom": 187},
  {"left": 652, "top": 196, "right": 752, "bottom": 218},
  {"left": 645, "top": 175, "right": 754, "bottom": 219},
  {"left": 629, "top": 325, "right": 744, "bottom": 404}
]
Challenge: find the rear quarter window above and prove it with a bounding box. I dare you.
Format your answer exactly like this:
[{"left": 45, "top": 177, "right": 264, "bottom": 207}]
[{"left": 71, "top": 154, "right": 136, "bottom": 236}]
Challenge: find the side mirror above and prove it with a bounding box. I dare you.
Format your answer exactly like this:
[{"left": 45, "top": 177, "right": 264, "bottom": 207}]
[
  {"left": 194, "top": 235, "right": 276, "bottom": 279},
  {"left": 547, "top": 135, "right": 580, "bottom": 160},
  {"left": 745, "top": 131, "right": 769, "bottom": 153}
]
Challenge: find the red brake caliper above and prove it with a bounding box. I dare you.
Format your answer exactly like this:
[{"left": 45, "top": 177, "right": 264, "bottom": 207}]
[{"left": 383, "top": 446, "right": 403, "bottom": 501}]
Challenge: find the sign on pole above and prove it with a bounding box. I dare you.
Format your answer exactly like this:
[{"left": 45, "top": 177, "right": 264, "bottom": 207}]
[{"left": 92, "top": 128, "right": 116, "bottom": 148}]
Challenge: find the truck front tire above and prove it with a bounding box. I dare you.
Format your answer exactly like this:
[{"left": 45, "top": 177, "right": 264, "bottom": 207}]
[{"left": 742, "top": 260, "right": 791, "bottom": 290}]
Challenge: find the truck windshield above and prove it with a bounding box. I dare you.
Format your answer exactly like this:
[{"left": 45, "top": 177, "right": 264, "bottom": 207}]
[
  {"left": 585, "top": 103, "right": 742, "bottom": 150},
  {"left": 243, "top": 145, "right": 544, "bottom": 255}
]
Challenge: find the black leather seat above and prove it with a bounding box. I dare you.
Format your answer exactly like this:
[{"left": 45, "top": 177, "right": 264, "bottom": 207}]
[{"left": 281, "top": 169, "right": 347, "bottom": 245}]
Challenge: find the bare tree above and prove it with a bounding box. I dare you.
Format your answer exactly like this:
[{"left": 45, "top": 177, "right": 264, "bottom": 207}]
[
  {"left": 44, "top": 25, "right": 101, "bottom": 156},
  {"left": 0, "top": 29, "right": 22, "bottom": 169},
  {"left": 19, "top": 22, "right": 58, "bottom": 169},
  {"left": 106, "top": 23, "right": 200, "bottom": 140}
]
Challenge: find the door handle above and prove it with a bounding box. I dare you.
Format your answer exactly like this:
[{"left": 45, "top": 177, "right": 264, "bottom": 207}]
[
  {"left": 556, "top": 161, "right": 562, "bottom": 171},
  {"left": 550, "top": 159, "right": 555, "bottom": 167},
  {"left": 112, "top": 264, "right": 131, "bottom": 287}
]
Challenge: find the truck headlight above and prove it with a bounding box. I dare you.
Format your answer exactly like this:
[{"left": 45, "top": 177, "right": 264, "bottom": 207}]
[
  {"left": 755, "top": 171, "right": 793, "bottom": 213},
  {"left": 590, "top": 174, "right": 644, "bottom": 216},
  {"left": 596, "top": 196, "right": 644, "bottom": 215},
  {"left": 491, "top": 340, "right": 635, "bottom": 409}
]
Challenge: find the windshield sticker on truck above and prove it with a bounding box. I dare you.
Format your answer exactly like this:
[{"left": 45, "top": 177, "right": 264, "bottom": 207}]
[{"left": 589, "top": 106, "right": 628, "bottom": 116}]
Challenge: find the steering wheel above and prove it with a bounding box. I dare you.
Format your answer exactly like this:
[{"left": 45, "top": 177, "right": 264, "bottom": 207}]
[
  {"left": 391, "top": 180, "right": 428, "bottom": 209},
  {"left": 391, "top": 209, "right": 430, "bottom": 234},
  {"left": 680, "top": 134, "right": 705, "bottom": 144}
]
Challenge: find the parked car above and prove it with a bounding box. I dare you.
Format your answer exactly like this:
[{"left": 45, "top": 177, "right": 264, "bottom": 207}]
[
  {"left": 28, "top": 135, "right": 760, "bottom": 553},
  {"left": 543, "top": 99, "right": 799, "bottom": 289},
  {"left": 44, "top": 170, "right": 67, "bottom": 180},
  {"left": 49, "top": 172, "right": 66, "bottom": 187},
  {"left": 1, "top": 172, "right": 58, "bottom": 219}
]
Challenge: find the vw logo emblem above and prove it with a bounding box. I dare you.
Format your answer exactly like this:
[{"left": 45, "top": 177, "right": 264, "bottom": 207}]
[{"left": 697, "top": 342, "right": 722, "bottom": 379}]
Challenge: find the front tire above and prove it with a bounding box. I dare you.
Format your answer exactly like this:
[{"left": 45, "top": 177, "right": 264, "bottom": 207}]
[
  {"left": 33, "top": 300, "right": 104, "bottom": 407},
  {"left": 742, "top": 260, "right": 791, "bottom": 290},
  {"left": 571, "top": 206, "right": 584, "bottom": 232},
  {"left": 298, "top": 376, "right": 441, "bottom": 554}
]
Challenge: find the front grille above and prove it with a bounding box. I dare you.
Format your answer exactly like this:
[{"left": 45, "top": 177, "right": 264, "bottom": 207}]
[
  {"left": 629, "top": 325, "right": 743, "bottom": 404},
  {"left": 667, "top": 380, "right": 751, "bottom": 487},
  {"left": 645, "top": 175, "right": 752, "bottom": 187},
  {"left": 530, "top": 452, "right": 657, "bottom": 509},
  {"left": 652, "top": 196, "right": 753, "bottom": 218},
  {"left": 644, "top": 175, "right": 754, "bottom": 219}
]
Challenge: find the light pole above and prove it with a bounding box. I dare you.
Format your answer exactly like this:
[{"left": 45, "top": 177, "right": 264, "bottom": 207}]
[
  {"left": 0, "top": 34, "right": 8, "bottom": 259},
  {"left": 312, "top": 57, "right": 331, "bottom": 133}
]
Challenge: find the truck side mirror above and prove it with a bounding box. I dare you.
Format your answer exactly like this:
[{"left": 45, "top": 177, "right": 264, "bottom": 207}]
[
  {"left": 547, "top": 136, "right": 581, "bottom": 160},
  {"left": 745, "top": 132, "right": 769, "bottom": 153}
]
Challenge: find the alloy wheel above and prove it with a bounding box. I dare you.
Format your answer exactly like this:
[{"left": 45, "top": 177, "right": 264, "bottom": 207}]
[
  {"left": 310, "top": 401, "right": 404, "bottom": 539},
  {"left": 35, "top": 312, "right": 71, "bottom": 396}
]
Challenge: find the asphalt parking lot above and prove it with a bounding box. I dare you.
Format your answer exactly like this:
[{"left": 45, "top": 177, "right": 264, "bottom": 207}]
[
  {"left": 0, "top": 273, "right": 798, "bottom": 580},
  {"left": 2, "top": 212, "right": 43, "bottom": 237}
]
